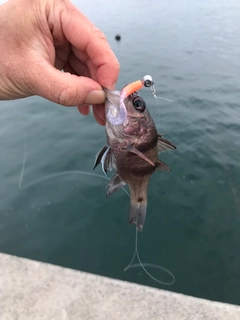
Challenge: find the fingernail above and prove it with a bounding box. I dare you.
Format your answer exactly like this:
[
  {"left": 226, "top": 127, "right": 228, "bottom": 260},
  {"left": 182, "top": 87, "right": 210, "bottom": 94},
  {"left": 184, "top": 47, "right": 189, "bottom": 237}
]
[{"left": 85, "top": 90, "right": 105, "bottom": 104}]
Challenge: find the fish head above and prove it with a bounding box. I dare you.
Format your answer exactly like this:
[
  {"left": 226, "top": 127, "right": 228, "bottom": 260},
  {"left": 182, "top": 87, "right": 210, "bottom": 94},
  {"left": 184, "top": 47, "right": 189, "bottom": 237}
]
[{"left": 104, "top": 87, "right": 155, "bottom": 137}]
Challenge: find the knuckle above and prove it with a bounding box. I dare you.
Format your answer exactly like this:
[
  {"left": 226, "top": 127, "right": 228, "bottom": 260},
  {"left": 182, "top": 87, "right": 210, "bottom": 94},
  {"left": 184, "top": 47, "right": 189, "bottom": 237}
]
[
  {"left": 57, "top": 84, "right": 78, "bottom": 106},
  {"left": 113, "top": 60, "right": 120, "bottom": 73},
  {"left": 93, "top": 28, "right": 107, "bottom": 41}
]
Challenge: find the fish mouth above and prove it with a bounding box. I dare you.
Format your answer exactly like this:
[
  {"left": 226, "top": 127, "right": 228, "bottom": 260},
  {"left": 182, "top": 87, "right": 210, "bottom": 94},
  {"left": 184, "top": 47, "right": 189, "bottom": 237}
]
[
  {"left": 102, "top": 87, "right": 110, "bottom": 92},
  {"left": 102, "top": 87, "right": 120, "bottom": 99}
]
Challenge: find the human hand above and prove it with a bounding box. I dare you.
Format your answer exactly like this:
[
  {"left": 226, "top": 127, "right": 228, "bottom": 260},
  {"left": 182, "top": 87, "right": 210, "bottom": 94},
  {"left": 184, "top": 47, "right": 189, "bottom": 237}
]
[{"left": 0, "top": 0, "right": 120, "bottom": 125}]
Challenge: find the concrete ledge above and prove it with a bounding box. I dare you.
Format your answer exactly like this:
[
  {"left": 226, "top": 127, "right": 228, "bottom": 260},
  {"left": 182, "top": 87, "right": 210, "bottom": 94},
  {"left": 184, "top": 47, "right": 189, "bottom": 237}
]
[{"left": 0, "top": 253, "right": 240, "bottom": 320}]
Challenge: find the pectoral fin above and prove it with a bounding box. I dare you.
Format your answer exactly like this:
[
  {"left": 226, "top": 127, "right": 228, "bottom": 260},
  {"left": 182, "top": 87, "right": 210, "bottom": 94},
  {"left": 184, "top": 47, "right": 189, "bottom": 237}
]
[
  {"left": 93, "top": 146, "right": 108, "bottom": 170},
  {"left": 157, "top": 134, "right": 176, "bottom": 153},
  {"left": 106, "top": 173, "right": 126, "bottom": 196},
  {"left": 125, "top": 144, "right": 155, "bottom": 167},
  {"left": 93, "top": 146, "right": 116, "bottom": 175}
]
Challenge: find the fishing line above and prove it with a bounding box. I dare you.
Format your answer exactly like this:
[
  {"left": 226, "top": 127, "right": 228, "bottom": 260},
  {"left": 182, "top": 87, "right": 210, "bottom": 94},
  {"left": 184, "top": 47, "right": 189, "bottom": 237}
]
[
  {"left": 18, "top": 113, "right": 131, "bottom": 197},
  {"left": 18, "top": 122, "right": 112, "bottom": 189},
  {"left": 154, "top": 96, "right": 173, "bottom": 102},
  {"left": 124, "top": 226, "right": 175, "bottom": 286},
  {"left": 18, "top": 107, "right": 174, "bottom": 287},
  {"left": 153, "top": 95, "right": 173, "bottom": 116},
  {"left": 141, "top": 75, "right": 173, "bottom": 127},
  {"left": 18, "top": 133, "right": 130, "bottom": 196}
]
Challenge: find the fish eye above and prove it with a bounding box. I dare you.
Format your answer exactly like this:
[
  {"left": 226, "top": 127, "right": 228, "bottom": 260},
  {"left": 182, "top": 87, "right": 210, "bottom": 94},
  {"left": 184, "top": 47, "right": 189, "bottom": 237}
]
[{"left": 133, "top": 97, "right": 146, "bottom": 112}]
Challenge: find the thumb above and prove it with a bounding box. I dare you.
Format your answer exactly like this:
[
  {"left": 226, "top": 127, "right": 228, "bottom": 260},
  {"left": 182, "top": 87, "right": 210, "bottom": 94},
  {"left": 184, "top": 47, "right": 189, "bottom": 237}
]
[{"left": 31, "top": 65, "right": 105, "bottom": 106}]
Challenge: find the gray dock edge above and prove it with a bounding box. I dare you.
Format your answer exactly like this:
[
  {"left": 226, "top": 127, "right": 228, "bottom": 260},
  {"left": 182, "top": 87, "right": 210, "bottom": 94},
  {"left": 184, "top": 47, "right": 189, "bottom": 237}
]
[{"left": 0, "top": 253, "right": 240, "bottom": 320}]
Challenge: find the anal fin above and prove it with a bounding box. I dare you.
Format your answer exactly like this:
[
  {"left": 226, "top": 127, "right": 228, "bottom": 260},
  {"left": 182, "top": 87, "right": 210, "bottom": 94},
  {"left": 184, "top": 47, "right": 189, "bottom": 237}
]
[{"left": 156, "top": 160, "right": 170, "bottom": 172}]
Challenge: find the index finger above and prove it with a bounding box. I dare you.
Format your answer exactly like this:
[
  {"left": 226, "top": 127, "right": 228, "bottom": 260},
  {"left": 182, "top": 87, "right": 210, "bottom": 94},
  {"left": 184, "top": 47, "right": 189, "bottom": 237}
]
[{"left": 61, "top": 3, "right": 120, "bottom": 89}]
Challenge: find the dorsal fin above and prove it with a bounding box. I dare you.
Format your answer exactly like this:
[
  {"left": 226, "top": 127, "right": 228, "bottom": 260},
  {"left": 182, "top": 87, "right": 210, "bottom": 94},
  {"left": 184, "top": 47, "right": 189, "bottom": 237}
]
[{"left": 157, "top": 134, "right": 176, "bottom": 153}]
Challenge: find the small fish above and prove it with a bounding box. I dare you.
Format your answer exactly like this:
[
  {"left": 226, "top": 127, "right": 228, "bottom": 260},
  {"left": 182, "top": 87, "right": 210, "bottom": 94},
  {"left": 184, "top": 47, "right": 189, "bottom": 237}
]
[{"left": 94, "top": 77, "right": 176, "bottom": 231}]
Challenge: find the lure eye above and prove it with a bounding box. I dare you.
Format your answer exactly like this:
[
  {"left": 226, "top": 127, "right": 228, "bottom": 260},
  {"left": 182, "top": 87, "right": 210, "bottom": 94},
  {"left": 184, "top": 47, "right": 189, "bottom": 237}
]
[{"left": 133, "top": 97, "right": 146, "bottom": 112}]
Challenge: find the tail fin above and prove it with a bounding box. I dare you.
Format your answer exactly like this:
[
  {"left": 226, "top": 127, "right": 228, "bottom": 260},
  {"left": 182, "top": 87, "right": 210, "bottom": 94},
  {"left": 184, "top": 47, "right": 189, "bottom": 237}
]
[{"left": 129, "top": 199, "right": 147, "bottom": 232}]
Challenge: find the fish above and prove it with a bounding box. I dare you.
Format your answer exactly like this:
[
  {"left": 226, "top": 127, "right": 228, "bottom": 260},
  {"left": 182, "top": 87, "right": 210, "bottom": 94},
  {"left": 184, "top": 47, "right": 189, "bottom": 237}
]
[{"left": 93, "top": 78, "right": 176, "bottom": 231}]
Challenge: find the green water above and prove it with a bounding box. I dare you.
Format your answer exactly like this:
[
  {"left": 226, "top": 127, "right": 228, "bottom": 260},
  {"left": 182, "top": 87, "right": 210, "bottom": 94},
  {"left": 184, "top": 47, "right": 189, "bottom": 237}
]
[{"left": 1, "top": 0, "right": 240, "bottom": 305}]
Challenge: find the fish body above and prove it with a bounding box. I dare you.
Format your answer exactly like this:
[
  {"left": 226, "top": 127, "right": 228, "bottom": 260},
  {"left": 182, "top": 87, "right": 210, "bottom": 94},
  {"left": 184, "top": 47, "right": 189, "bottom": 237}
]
[{"left": 94, "top": 87, "right": 176, "bottom": 231}]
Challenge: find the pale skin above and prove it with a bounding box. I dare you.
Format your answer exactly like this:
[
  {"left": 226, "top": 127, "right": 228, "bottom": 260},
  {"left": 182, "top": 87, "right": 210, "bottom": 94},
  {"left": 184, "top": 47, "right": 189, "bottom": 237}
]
[{"left": 0, "top": 0, "right": 120, "bottom": 125}]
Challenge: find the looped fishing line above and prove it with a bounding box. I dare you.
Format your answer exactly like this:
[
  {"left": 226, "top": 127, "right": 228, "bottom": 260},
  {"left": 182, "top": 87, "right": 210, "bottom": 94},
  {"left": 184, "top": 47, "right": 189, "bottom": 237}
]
[
  {"left": 124, "top": 227, "right": 175, "bottom": 286},
  {"left": 18, "top": 108, "right": 175, "bottom": 287}
]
